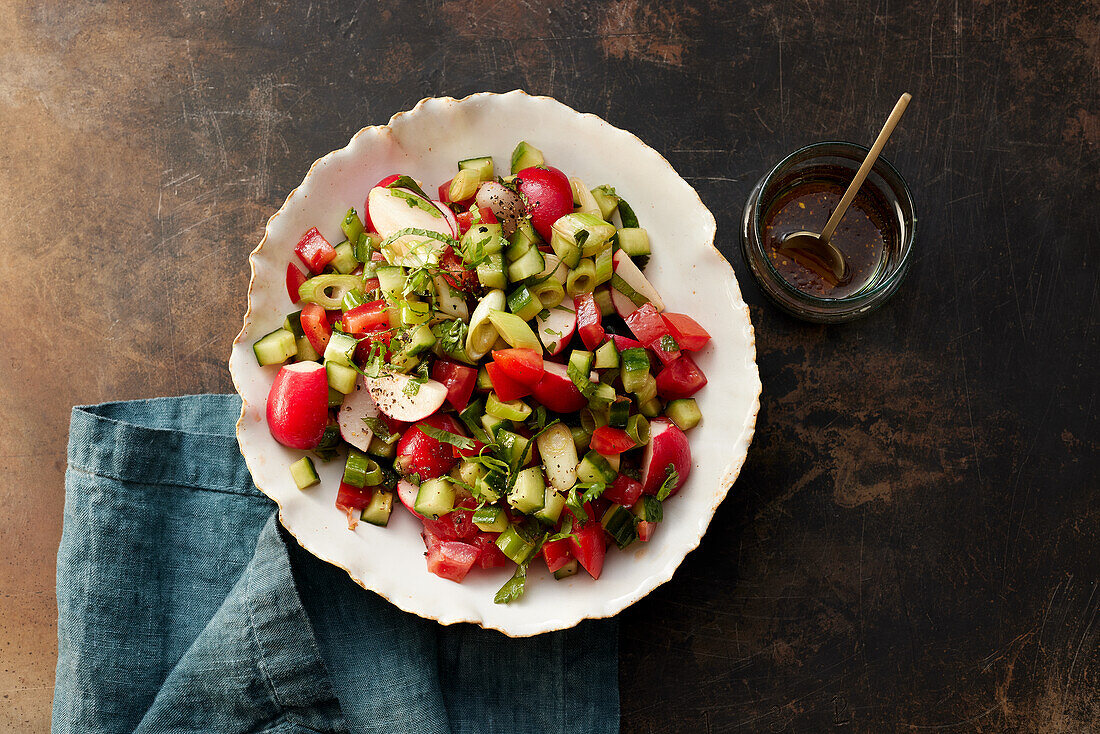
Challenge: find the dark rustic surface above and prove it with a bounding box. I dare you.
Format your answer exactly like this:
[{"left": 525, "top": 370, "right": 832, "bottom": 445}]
[{"left": 1, "top": 1, "right": 1096, "bottom": 731}]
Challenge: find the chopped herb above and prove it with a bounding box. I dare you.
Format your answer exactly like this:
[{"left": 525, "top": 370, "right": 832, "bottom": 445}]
[
  {"left": 565, "top": 487, "right": 588, "bottom": 522},
  {"left": 579, "top": 481, "right": 606, "bottom": 505},
  {"left": 379, "top": 227, "right": 457, "bottom": 251},
  {"left": 392, "top": 189, "right": 442, "bottom": 217},
  {"left": 385, "top": 175, "right": 431, "bottom": 201},
  {"left": 575, "top": 229, "right": 590, "bottom": 248},
  {"left": 547, "top": 514, "right": 575, "bottom": 542},
  {"left": 659, "top": 334, "right": 679, "bottom": 352},
  {"left": 362, "top": 416, "right": 393, "bottom": 442},
  {"left": 418, "top": 424, "right": 476, "bottom": 451},
  {"left": 537, "top": 308, "right": 551, "bottom": 321},
  {"left": 494, "top": 562, "right": 528, "bottom": 604},
  {"left": 656, "top": 464, "right": 679, "bottom": 501},
  {"left": 432, "top": 319, "right": 468, "bottom": 356},
  {"left": 640, "top": 496, "right": 663, "bottom": 523}
]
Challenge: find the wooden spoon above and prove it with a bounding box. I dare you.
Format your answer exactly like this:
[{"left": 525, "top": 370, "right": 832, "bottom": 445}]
[{"left": 779, "top": 92, "right": 912, "bottom": 286}]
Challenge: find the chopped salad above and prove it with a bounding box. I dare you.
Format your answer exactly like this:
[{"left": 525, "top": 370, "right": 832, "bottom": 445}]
[{"left": 256, "top": 142, "right": 711, "bottom": 602}]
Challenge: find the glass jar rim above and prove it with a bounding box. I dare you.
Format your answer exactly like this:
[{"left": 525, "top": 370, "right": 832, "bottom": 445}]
[{"left": 750, "top": 140, "right": 916, "bottom": 307}]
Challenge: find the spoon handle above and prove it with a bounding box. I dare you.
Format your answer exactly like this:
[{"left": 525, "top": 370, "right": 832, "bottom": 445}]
[{"left": 820, "top": 92, "right": 911, "bottom": 242}]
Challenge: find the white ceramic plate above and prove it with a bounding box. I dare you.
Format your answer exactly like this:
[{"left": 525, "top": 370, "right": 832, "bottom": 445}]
[{"left": 230, "top": 91, "right": 761, "bottom": 636}]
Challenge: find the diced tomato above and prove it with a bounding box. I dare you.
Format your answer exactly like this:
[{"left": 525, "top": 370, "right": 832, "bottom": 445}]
[
  {"left": 300, "top": 303, "right": 332, "bottom": 354},
  {"left": 295, "top": 227, "right": 336, "bottom": 274},
  {"left": 342, "top": 299, "right": 390, "bottom": 333},
  {"left": 425, "top": 540, "right": 481, "bottom": 582},
  {"left": 610, "top": 334, "right": 646, "bottom": 352},
  {"left": 625, "top": 303, "right": 680, "bottom": 364},
  {"left": 491, "top": 348, "right": 544, "bottom": 387},
  {"left": 336, "top": 481, "right": 372, "bottom": 530},
  {"left": 542, "top": 537, "right": 574, "bottom": 573},
  {"left": 590, "top": 426, "right": 636, "bottom": 455},
  {"left": 485, "top": 362, "right": 532, "bottom": 402},
  {"left": 455, "top": 210, "right": 474, "bottom": 234},
  {"left": 286, "top": 263, "right": 308, "bottom": 304},
  {"left": 574, "top": 293, "right": 606, "bottom": 350},
  {"left": 362, "top": 276, "right": 381, "bottom": 292},
  {"left": 655, "top": 354, "right": 708, "bottom": 399},
  {"left": 421, "top": 527, "right": 443, "bottom": 550},
  {"left": 478, "top": 206, "right": 497, "bottom": 224},
  {"left": 636, "top": 521, "right": 657, "bottom": 542},
  {"left": 380, "top": 414, "right": 409, "bottom": 435},
  {"left": 603, "top": 475, "right": 643, "bottom": 507},
  {"left": 568, "top": 514, "right": 606, "bottom": 580},
  {"left": 473, "top": 533, "right": 509, "bottom": 569},
  {"left": 431, "top": 360, "right": 478, "bottom": 411},
  {"left": 438, "top": 247, "right": 477, "bottom": 291},
  {"left": 438, "top": 179, "right": 454, "bottom": 203},
  {"left": 661, "top": 313, "right": 711, "bottom": 351}
]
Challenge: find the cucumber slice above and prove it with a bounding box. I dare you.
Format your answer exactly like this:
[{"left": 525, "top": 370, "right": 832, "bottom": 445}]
[
  {"left": 590, "top": 185, "right": 620, "bottom": 220},
  {"left": 404, "top": 323, "right": 436, "bottom": 356},
  {"left": 552, "top": 213, "right": 616, "bottom": 255},
  {"left": 326, "top": 361, "right": 358, "bottom": 394},
  {"left": 620, "top": 347, "right": 651, "bottom": 394},
  {"left": 639, "top": 396, "right": 662, "bottom": 418},
  {"left": 535, "top": 487, "right": 566, "bottom": 525},
  {"left": 549, "top": 230, "right": 581, "bottom": 268},
  {"left": 475, "top": 469, "right": 506, "bottom": 502},
  {"left": 508, "top": 466, "right": 546, "bottom": 515},
  {"left": 568, "top": 349, "right": 594, "bottom": 376},
  {"left": 601, "top": 503, "right": 637, "bottom": 548},
  {"left": 461, "top": 223, "right": 503, "bottom": 262},
  {"left": 553, "top": 559, "right": 580, "bottom": 580},
  {"left": 359, "top": 489, "right": 393, "bottom": 526},
  {"left": 473, "top": 504, "right": 509, "bottom": 532},
  {"left": 616, "top": 228, "right": 651, "bottom": 263},
  {"left": 508, "top": 247, "right": 545, "bottom": 283},
  {"left": 594, "top": 340, "right": 619, "bottom": 369},
  {"left": 476, "top": 253, "right": 507, "bottom": 290},
  {"left": 507, "top": 285, "right": 542, "bottom": 321},
  {"left": 323, "top": 331, "right": 357, "bottom": 368},
  {"left": 509, "top": 217, "right": 540, "bottom": 250},
  {"left": 495, "top": 429, "right": 532, "bottom": 472},
  {"left": 289, "top": 456, "right": 319, "bottom": 489},
  {"left": 458, "top": 155, "right": 494, "bottom": 181},
  {"left": 253, "top": 328, "right": 298, "bottom": 366},
  {"left": 666, "top": 398, "right": 701, "bottom": 430},
  {"left": 505, "top": 235, "right": 533, "bottom": 263},
  {"left": 593, "top": 287, "right": 615, "bottom": 317},
  {"left": 330, "top": 241, "right": 358, "bottom": 274},
  {"left": 608, "top": 396, "right": 631, "bottom": 428},
  {"left": 367, "top": 432, "right": 397, "bottom": 459},
  {"left": 414, "top": 478, "right": 455, "bottom": 519},
  {"left": 510, "top": 141, "right": 544, "bottom": 174},
  {"left": 283, "top": 312, "right": 305, "bottom": 337},
  {"left": 577, "top": 450, "right": 617, "bottom": 484},
  {"left": 480, "top": 412, "right": 506, "bottom": 440},
  {"left": 375, "top": 265, "right": 406, "bottom": 299}
]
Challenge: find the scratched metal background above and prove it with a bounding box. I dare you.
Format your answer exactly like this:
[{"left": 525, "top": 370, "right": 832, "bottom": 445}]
[{"left": 1, "top": 1, "right": 1097, "bottom": 731}]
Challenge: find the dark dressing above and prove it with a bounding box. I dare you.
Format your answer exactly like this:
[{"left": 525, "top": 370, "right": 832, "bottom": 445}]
[{"left": 762, "top": 175, "right": 896, "bottom": 298}]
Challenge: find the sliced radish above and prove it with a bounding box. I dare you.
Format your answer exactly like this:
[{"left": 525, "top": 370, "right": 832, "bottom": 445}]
[
  {"left": 397, "top": 479, "right": 426, "bottom": 519},
  {"left": 433, "top": 201, "right": 459, "bottom": 238},
  {"left": 337, "top": 376, "right": 378, "bottom": 452},
  {"left": 530, "top": 361, "right": 589, "bottom": 414},
  {"left": 640, "top": 418, "right": 692, "bottom": 496},
  {"left": 612, "top": 250, "right": 665, "bottom": 318},
  {"left": 367, "top": 185, "right": 452, "bottom": 266},
  {"left": 536, "top": 303, "right": 577, "bottom": 356},
  {"left": 366, "top": 372, "right": 448, "bottom": 422}
]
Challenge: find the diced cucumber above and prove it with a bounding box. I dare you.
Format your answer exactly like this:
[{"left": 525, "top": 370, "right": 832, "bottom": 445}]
[
  {"left": 507, "top": 285, "right": 542, "bottom": 321},
  {"left": 290, "top": 456, "right": 319, "bottom": 489},
  {"left": 508, "top": 466, "right": 546, "bottom": 515},
  {"left": 324, "top": 331, "right": 357, "bottom": 368},
  {"left": 359, "top": 489, "right": 393, "bottom": 526},
  {"left": 399, "top": 297, "right": 430, "bottom": 327},
  {"left": 620, "top": 348, "right": 651, "bottom": 394},
  {"left": 404, "top": 323, "right": 436, "bottom": 356},
  {"left": 617, "top": 227, "right": 651, "bottom": 269},
  {"left": 495, "top": 523, "right": 536, "bottom": 563},
  {"left": 495, "top": 429, "right": 532, "bottom": 472},
  {"left": 577, "top": 450, "right": 617, "bottom": 484},
  {"left": 476, "top": 469, "right": 506, "bottom": 502},
  {"left": 367, "top": 433, "right": 397, "bottom": 459},
  {"left": 481, "top": 412, "right": 506, "bottom": 440},
  {"left": 414, "top": 478, "right": 455, "bottom": 519},
  {"left": 568, "top": 349, "right": 594, "bottom": 376},
  {"left": 601, "top": 503, "right": 637, "bottom": 548},
  {"left": 284, "top": 312, "right": 305, "bottom": 337},
  {"left": 639, "top": 396, "right": 662, "bottom": 418},
  {"left": 508, "top": 247, "right": 545, "bottom": 283},
  {"left": 535, "top": 487, "right": 566, "bottom": 525},
  {"left": 590, "top": 185, "right": 620, "bottom": 220},
  {"left": 666, "top": 398, "right": 702, "bottom": 430},
  {"left": 451, "top": 459, "right": 484, "bottom": 489},
  {"left": 462, "top": 223, "right": 504, "bottom": 261},
  {"left": 458, "top": 155, "right": 494, "bottom": 181},
  {"left": 253, "top": 328, "right": 298, "bottom": 366},
  {"left": 476, "top": 253, "right": 507, "bottom": 290},
  {"left": 330, "top": 241, "right": 358, "bottom": 274},
  {"left": 589, "top": 382, "right": 616, "bottom": 407},
  {"left": 295, "top": 334, "right": 321, "bottom": 362},
  {"left": 608, "top": 396, "right": 630, "bottom": 427},
  {"left": 553, "top": 559, "right": 580, "bottom": 580},
  {"left": 552, "top": 213, "right": 616, "bottom": 256},
  {"left": 593, "top": 287, "right": 615, "bottom": 317},
  {"left": 326, "top": 362, "right": 358, "bottom": 394},
  {"left": 509, "top": 217, "right": 540, "bottom": 250},
  {"left": 486, "top": 392, "right": 532, "bottom": 422},
  {"left": 505, "top": 235, "right": 532, "bottom": 263},
  {"left": 475, "top": 367, "right": 494, "bottom": 392},
  {"left": 473, "top": 504, "right": 509, "bottom": 532},
  {"left": 510, "top": 141, "right": 544, "bottom": 174},
  {"left": 594, "top": 340, "right": 619, "bottom": 369},
  {"left": 327, "top": 387, "right": 345, "bottom": 408},
  {"left": 375, "top": 265, "right": 406, "bottom": 298}
]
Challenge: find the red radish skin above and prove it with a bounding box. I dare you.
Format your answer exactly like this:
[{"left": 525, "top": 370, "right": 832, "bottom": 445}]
[
  {"left": 640, "top": 418, "right": 692, "bottom": 496},
  {"left": 530, "top": 362, "right": 588, "bottom": 414},
  {"left": 397, "top": 480, "right": 426, "bottom": 520},
  {"left": 266, "top": 362, "right": 330, "bottom": 449},
  {"left": 395, "top": 413, "right": 466, "bottom": 480},
  {"left": 515, "top": 166, "right": 574, "bottom": 240},
  {"left": 433, "top": 201, "right": 459, "bottom": 237}
]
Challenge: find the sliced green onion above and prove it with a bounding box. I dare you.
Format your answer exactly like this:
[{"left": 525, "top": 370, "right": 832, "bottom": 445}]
[
  {"left": 298, "top": 274, "right": 363, "bottom": 309},
  {"left": 566, "top": 259, "right": 597, "bottom": 297},
  {"left": 448, "top": 168, "right": 481, "bottom": 202},
  {"left": 625, "top": 414, "right": 650, "bottom": 445},
  {"left": 528, "top": 276, "right": 565, "bottom": 309},
  {"left": 487, "top": 310, "right": 541, "bottom": 352}
]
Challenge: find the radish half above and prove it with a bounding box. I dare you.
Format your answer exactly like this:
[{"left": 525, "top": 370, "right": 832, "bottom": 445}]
[
  {"left": 611, "top": 250, "right": 665, "bottom": 318},
  {"left": 367, "top": 185, "right": 452, "bottom": 266},
  {"left": 639, "top": 418, "right": 692, "bottom": 496},
  {"left": 337, "top": 376, "right": 379, "bottom": 452},
  {"left": 366, "top": 372, "right": 448, "bottom": 422},
  {"left": 536, "top": 303, "right": 576, "bottom": 356}
]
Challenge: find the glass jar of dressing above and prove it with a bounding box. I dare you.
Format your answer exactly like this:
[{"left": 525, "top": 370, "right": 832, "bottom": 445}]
[{"left": 740, "top": 141, "right": 916, "bottom": 323}]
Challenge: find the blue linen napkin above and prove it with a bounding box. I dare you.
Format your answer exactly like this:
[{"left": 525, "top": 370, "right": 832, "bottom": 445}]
[{"left": 55, "top": 395, "right": 618, "bottom": 734}]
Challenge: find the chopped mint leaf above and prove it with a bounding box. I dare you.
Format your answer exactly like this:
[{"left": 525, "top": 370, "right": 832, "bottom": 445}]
[
  {"left": 418, "top": 424, "right": 475, "bottom": 451},
  {"left": 656, "top": 464, "right": 679, "bottom": 501}
]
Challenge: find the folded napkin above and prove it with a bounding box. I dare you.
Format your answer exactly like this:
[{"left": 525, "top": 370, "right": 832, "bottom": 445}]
[{"left": 55, "top": 395, "right": 618, "bottom": 734}]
